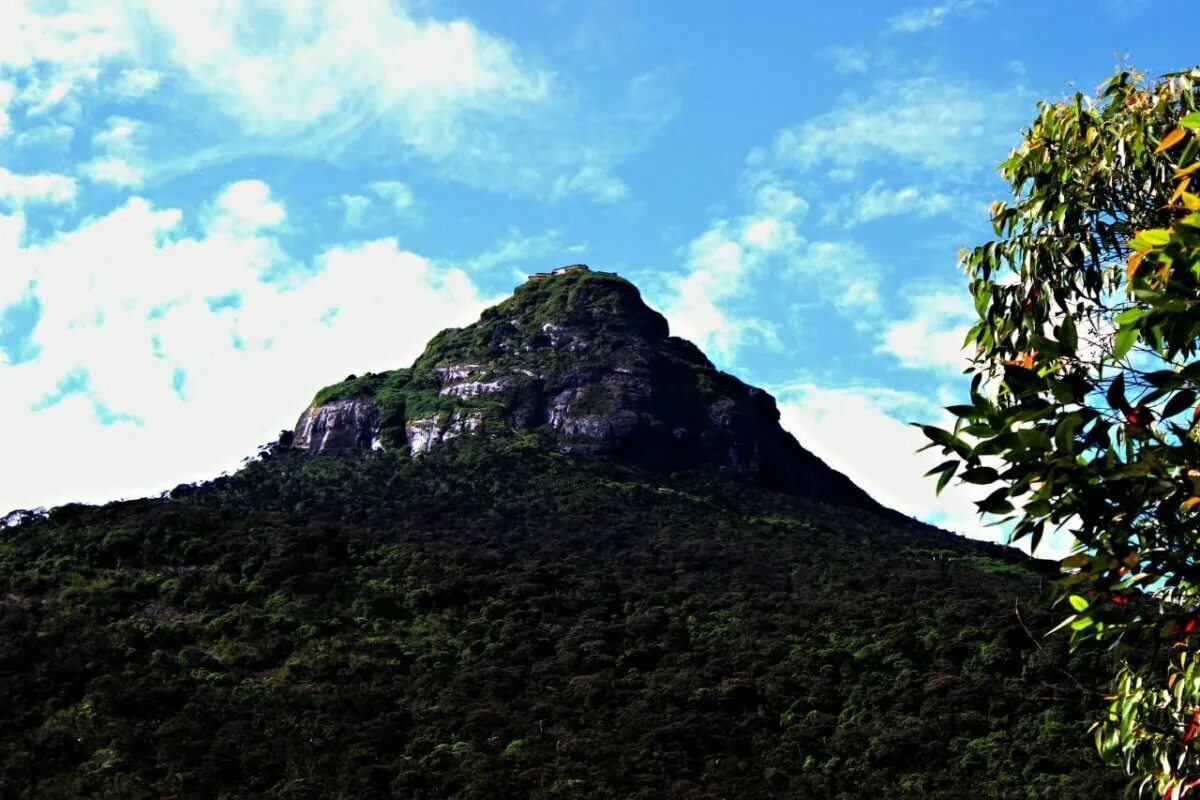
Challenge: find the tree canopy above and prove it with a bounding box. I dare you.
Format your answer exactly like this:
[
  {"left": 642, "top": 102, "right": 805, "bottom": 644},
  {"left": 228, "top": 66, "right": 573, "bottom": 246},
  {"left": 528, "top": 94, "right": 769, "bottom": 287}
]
[{"left": 923, "top": 66, "right": 1200, "bottom": 797}]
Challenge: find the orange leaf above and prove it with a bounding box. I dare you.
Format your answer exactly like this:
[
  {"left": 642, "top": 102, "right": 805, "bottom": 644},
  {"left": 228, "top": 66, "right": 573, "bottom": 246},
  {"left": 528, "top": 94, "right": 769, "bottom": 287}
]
[
  {"left": 1177, "top": 162, "right": 1200, "bottom": 179},
  {"left": 1126, "top": 251, "right": 1145, "bottom": 282},
  {"left": 1172, "top": 178, "right": 1192, "bottom": 204},
  {"left": 1157, "top": 127, "right": 1187, "bottom": 154},
  {"left": 1183, "top": 497, "right": 1200, "bottom": 512}
]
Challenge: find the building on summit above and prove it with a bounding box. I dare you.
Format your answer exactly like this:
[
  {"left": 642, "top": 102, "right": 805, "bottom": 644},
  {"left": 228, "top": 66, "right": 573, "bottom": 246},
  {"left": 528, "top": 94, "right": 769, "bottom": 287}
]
[{"left": 528, "top": 264, "right": 617, "bottom": 282}]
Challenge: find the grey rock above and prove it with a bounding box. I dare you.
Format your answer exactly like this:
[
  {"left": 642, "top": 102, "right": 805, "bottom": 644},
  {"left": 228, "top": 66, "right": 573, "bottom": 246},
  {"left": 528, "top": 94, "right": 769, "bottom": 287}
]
[{"left": 293, "top": 400, "right": 380, "bottom": 453}]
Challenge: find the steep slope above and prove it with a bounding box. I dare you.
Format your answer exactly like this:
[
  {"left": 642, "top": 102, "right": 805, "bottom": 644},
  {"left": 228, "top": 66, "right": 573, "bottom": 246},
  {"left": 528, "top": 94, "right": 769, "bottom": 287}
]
[
  {"left": 0, "top": 268, "right": 1123, "bottom": 799},
  {"left": 292, "top": 269, "right": 878, "bottom": 508}
]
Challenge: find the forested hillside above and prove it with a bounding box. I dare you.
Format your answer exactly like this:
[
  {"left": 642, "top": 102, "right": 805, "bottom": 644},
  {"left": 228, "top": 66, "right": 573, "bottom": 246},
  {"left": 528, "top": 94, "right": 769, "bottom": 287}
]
[
  {"left": 0, "top": 270, "right": 1127, "bottom": 798},
  {"left": 1, "top": 433, "right": 1120, "bottom": 798}
]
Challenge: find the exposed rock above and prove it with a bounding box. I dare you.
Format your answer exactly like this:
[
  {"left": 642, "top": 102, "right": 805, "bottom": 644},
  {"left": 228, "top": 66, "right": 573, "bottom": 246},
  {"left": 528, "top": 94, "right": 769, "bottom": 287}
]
[
  {"left": 293, "top": 400, "right": 379, "bottom": 453},
  {"left": 292, "top": 269, "right": 881, "bottom": 510},
  {"left": 439, "top": 379, "right": 510, "bottom": 398},
  {"left": 406, "top": 411, "right": 485, "bottom": 457},
  {"left": 435, "top": 364, "right": 485, "bottom": 382}
]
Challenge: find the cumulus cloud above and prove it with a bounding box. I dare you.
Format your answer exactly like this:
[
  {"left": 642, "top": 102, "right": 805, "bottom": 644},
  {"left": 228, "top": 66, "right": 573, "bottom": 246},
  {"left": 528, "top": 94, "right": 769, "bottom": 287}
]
[
  {"left": 0, "top": 79, "right": 14, "bottom": 139},
  {"left": 82, "top": 115, "right": 147, "bottom": 187},
  {"left": 656, "top": 174, "right": 809, "bottom": 359},
  {"left": 206, "top": 179, "right": 287, "bottom": 235},
  {"left": 0, "top": 167, "right": 76, "bottom": 206},
  {"left": 775, "top": 380, "right": 1074, "bottom": 557},
  {"left": 111, "top": 67, "right": 161, "bottom": 98},
  {"left": 877, "top": 281, "right": 977, "bottom": 373},
  {"left": 0, "top": 184, "right": 489, "bottom": 514}
]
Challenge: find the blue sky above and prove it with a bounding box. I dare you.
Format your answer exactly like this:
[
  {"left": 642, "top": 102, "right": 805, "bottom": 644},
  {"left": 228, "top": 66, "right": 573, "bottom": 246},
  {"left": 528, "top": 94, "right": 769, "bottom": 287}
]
[{"left": 0, "top": 0, "right": 1190, "bottom": 554}]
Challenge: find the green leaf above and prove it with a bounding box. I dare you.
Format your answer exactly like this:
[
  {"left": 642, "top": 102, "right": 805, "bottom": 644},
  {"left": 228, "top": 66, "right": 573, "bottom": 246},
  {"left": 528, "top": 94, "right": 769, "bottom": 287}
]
[
  {"left": 1162, "top": 389, "right": 1197, "bottom": 419},
  {"left": 1106, "top": 373, "right": 1128, "bottom": 412},
  {"left": 1131, "top": 229, "right": 1171, "bottom": 249},
  {"left": 1055, "top": 413, "right": 1081, "bottom": 454},
  {"left": 960, "top": 466, "right": 1000, "bottom": 484},
  {"left": 1068, "top": 594, "right": 1090, "bottom": 612},
  {"left": 919, "top": 425, "right": 972, "bottom": 458},
  {"left": 1060, "top": 313, "right": 1078, "bottom": 352},
  {"left": 923, "top": 459, "right": 959, "bottom": 478},
  {"left": 976, "top": 487, "right": 1015, "bottom": 515},
  {"left": 1113, "top": 326, "right": 1138, "bottom": 361},
  {"left": 935, "top": 463, "right": 958, "bottom": 495},
  {"left": 1181, "top": 112, "right": 1200, "bottom": 130},
  {"left": 1114, "top": 308, "right": 1145, "bottom": 326}
]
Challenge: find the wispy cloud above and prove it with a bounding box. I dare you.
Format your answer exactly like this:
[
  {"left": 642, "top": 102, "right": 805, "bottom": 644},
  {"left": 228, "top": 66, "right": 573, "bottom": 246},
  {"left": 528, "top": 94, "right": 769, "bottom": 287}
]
[
  {"left": 464, "top": 228, "right": 588, "bottom": 276},
  {"left": 820, "top": 181, "right": 972, "bottom": 227},
  {"left": 764, "top": 75, "right": 1028, "bottom": 180},
  {"left": 818, "top": 45, "right": 871, "bottom": 75},
  {"left": 2, "top": 1, "right": 676, "bottom": 202},
  {"left": 885, "top": 0, "right": 993, "bottom": 34}
]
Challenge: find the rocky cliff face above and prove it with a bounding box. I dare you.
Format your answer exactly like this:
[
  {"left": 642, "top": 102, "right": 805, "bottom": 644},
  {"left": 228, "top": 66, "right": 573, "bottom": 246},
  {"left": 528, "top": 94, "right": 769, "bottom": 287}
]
[{"left": 293, "top": 269, "right": 879, "bottom": 509}]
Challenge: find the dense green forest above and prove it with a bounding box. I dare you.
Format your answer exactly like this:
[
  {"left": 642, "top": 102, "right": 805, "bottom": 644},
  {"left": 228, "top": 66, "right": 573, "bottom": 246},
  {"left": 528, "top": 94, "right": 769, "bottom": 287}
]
[
  {"left": 1, "top": 431, "right": 1123, "bottom": 798},
  {"left": 0, "top": 271, "right": 1134, "bottom": 798}
]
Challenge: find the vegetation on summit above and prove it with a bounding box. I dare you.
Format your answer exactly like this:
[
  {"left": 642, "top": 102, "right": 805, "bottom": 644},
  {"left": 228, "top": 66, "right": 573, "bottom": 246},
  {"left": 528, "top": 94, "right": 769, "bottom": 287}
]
[{"left": 922, "top": 65, "right": 1200, "bottom": 797}]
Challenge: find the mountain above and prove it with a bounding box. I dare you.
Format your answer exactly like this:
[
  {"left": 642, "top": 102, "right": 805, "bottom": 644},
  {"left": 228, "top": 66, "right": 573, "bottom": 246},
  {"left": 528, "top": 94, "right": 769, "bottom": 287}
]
[
  {"left": 291, "top": 267, "right": 876, "bottom": 508},
  {"left": 0, "top": 267, "right": 1121, "bottom": 799}
]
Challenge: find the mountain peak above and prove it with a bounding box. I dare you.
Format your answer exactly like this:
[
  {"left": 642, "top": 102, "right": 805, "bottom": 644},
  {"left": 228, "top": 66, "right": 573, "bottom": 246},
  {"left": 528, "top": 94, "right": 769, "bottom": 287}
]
[
  {"left": 494, "top": 266, "right": 669, "bottom": 341},
  {"left": 293, "top": 268, "right": 878, "bottom": 510}
]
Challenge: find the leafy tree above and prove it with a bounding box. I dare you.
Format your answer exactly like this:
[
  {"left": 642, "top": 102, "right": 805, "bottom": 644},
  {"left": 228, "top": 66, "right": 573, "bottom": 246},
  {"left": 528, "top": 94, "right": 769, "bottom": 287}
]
[{"left": 922, "top": 66, "right": 1200, "bottom": 797}]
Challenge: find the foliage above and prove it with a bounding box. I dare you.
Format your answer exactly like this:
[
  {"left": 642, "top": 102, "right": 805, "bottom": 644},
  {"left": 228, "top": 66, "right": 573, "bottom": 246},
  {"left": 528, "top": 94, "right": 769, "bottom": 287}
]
[
  {"left": 304, "top": 272, "right": 672, "bottom": 449},
  {"left": 921, "top": 65, "right": 1200, "bottom": 797},
  {"left": 0, "top": 433, "right": 1123, "bottom": 799}
]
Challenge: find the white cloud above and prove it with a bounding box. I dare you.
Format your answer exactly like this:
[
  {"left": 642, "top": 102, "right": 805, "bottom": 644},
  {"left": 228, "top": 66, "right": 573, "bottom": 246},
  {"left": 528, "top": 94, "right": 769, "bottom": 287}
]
[
  {"left": 0, "top": 1, "right": 671, "bottom": 201},
  {"left": 822, "top": 181, "right": 965, "bottom": 227},
  {"left": 818, "top": 45, "right": 870, "bottom": 75},
  {"left": 206, "top": 179, "right": 286, "bottom": 235},
  {"left": 787, "top": 240, "right": 885, "bottom": 317},
  {"left": 368, "top": 180, "right": 415, "bottom": 213},
  {"left": 82, "top": 115, "right": 147, "bottom": 187},
  {"left": 336, "top": 181, "right": 418, "bottom": 228},
  {"left": 775, "top": 380, "right": 1074, "bottom": 557},
  {"left": 0, "top": 79, "right": 14, "bottom": 138},
  {"left": 0, "top": 167, "right": 77, "bottom": 206},
  {"left": 0, "top": 186, "right": 489, "bottom": 515},
  {"left": 10, "top": 122, "right": 73, "bottom": 153},
  {"left": 877, "top": 282, "right": 976, "bottom": 373},
  {"left": 464, "top": 228, "right": 587, "bottom": 276},
  {"left": 657, "top": 174, "right": 808, "bottom": 360},
  {"left": 82, "top": 157, "right": 141, "bottom": 188},
  {"left": 766, "top": 76, "right": 1028, "bottom": 179},
  {"left": 886, "top": 0, "right": 993, "bottom": 33},
  {"left": 112, "top": 67, "right": 161, "bottom": 98},
  {"left": 550, "top": 162, "right": 629, "bottom": 203},
  {"left": 339, "top": 194, "right": 373, "bottom": 229}
]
